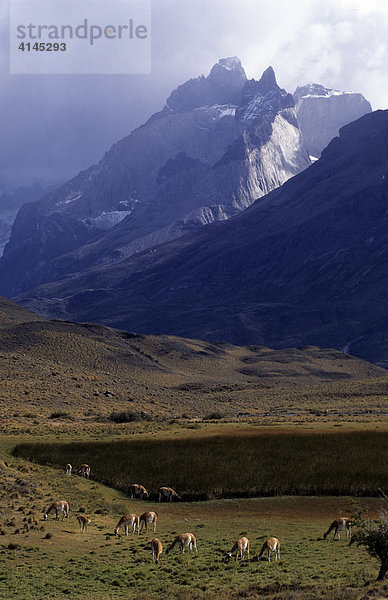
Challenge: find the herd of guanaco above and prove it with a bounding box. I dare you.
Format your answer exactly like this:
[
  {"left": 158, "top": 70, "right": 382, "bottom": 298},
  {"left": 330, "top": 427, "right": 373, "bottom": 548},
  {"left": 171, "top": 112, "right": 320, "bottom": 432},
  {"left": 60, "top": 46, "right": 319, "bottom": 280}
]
[
  {"left": 41, "top": 463, "right": 352, "bottom": 565},
  {"left": 66, "top": 465, "right": 180, "bottom": 503}
]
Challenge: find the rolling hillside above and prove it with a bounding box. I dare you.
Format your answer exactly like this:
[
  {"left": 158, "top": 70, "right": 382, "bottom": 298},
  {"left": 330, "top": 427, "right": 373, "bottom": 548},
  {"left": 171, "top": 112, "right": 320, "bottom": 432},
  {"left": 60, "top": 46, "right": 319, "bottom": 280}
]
[{"left": 0, "top": 297, "right": 386, "bottom": 430}]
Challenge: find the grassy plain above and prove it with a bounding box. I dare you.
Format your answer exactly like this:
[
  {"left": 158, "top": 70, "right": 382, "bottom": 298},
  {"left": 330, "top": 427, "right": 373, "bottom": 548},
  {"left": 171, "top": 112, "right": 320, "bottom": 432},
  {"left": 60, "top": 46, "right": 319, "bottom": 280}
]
[
  {"left": 0, "top": 448, "right": 384, "bottom": 600},
  {"left": 0, "top": 425, "right": 387, "bottom": 600}
]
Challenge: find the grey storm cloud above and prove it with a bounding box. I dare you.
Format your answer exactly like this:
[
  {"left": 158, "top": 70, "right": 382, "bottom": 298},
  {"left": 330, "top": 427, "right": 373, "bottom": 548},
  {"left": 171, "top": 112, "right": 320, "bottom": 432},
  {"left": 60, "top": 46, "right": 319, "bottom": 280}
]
[{"left": 0, "top": 0, "right": 387, "bottom": 187}]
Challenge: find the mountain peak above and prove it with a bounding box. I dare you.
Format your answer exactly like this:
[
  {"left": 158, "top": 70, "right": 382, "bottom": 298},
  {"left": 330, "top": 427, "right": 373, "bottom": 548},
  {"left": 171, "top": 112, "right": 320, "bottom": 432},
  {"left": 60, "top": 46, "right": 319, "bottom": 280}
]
[
  {"left": 294, "top": 83, "right": 339, "bottom": 102},
  {"left": 208, "top": 56, "right": 247, "bottom": 83},
  {"left": 293, "top": 82, "right": 371, "bottom": 103},
  {"left": 256, "top": 66, "right": 277, "bottom": 93},
  {"left": 165, "top": 57, "right": 246, "bottom": 113},
  {"left": 213, "top": 56, "right": 244, "bottom": 72}
]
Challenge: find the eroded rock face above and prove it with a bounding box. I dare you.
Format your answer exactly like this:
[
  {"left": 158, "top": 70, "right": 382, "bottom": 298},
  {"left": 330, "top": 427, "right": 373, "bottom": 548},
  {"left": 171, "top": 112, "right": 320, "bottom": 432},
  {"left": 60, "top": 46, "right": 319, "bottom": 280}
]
[
  {"left": 0, "top": 182, "right": 49, "bottom": 256},
  {"left": 0, "top": 58, "right": 310, "bottom": 297},
  {"left": 294, "top": 83, "right": 372, "bottom": 158}
]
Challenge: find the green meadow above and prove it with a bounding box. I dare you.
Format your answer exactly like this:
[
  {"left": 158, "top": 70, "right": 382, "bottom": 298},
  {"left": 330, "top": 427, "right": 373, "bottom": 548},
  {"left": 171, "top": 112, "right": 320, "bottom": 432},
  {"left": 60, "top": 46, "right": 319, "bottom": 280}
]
[{"left": 0, "top": 492, "right": 383, "bottom": 600}]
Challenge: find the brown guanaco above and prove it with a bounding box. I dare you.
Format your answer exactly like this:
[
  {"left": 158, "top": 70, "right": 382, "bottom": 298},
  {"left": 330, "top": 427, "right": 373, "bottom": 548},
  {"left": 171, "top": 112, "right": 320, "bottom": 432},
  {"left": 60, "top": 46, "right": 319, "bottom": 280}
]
[
  {"left": 166, "top": 533, "right": 197, "bottom": 554},
  {"left": 150, "top": 538, "right": 163, "bottom": 564},
  {"left": 258, "top": 537, "right": 280, "bottom": 562}
]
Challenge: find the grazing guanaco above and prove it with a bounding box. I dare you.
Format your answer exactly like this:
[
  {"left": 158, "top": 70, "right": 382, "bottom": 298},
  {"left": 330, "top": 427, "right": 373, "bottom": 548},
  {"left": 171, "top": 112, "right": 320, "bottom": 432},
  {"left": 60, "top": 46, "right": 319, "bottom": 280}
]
[
  {"left": 158, "top": 486, "right": 181, "bottom": 502},
  {"left": 225, "top": 537, "right": 250, "bottom": 561},
  {"left": 114, "top": 514, "right": 140, "bottom": 536},
  {"left": 258, "top": 537, "right": 280, "bottom": 562},
  {"left": 166, "top": 533, "right": 197, "bottom": 554},
  {"left": 150, "top": 538, "right": 163, "bottom": 564},
  {"left": 77, "top": 514, "right": 91, "bottom": 532},
  {"left": 43, "top": 500, "right": 69, "bottom": 521},
  {"left": 129, "top": 484, "right": 149, "bottom": 500},
  {"left": 78, "top": 464, "right": 91, "bottom": 479},
  {"left": 65, "top": 463, "right": 72, "bottom": 476},
  {"left": 323, "top": 518, "right": 352, "bottom": 540},
  {"left": 139, "top": 511, "right": 158, "bottom": 533}
]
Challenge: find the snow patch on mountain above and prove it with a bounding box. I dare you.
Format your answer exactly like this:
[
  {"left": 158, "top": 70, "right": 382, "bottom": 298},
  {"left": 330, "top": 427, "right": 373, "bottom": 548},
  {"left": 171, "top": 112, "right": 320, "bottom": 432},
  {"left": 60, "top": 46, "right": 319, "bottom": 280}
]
[
  {"left": 83, "top": 210, "right": 132, "bottom": 230},
  {"left": 295, "top": 83, "right": 357, "bottom": 101},
  {"left": 239, "top": 94, "right": 268, "bottom": 122},
  {"left": 212, "top": 105, "right": 236, "bottom": 118},
  {"left": 301, "top": 90, "right": 355, "bottom": 99},
  {"left": 58, "top": 192, "right": 83, "bottom": 206}
]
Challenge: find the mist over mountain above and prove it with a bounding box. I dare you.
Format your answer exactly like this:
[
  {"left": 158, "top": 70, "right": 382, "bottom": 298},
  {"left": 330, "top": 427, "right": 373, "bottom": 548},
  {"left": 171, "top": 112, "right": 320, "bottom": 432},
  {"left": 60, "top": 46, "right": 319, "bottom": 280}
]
[
  {"left": 1, "top": 59, "right": 372, "bottom": 301},
  {"left": 0, "top": 58, "right": 310, "bottom": 297},
  {"left": 15, "top": 110, "right": 388, "bottom": 367}
]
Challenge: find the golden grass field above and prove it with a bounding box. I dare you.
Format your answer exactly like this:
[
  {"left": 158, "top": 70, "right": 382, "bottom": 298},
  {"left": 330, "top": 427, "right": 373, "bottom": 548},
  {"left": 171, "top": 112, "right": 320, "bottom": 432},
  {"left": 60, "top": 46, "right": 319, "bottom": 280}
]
[
  {"left": 0, "top": 296, "right": 387, "bottom": 598},
  {"left": 0, "top": 296, "right": 387, "bottom": 435}
]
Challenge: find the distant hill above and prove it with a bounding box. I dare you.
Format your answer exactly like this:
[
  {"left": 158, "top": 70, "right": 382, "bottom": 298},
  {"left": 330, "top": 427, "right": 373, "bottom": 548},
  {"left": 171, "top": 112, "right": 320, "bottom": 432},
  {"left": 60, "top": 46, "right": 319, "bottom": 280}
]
[
  {"left": 0, "top": 295, "right": 42, "bottom": 327},
  {"left": 0, "top": 296, "right": 386, "bottom": 427}
]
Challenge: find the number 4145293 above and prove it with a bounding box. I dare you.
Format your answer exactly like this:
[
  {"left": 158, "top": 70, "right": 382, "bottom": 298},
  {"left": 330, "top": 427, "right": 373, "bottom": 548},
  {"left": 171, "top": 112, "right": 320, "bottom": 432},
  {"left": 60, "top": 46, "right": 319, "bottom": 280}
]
[{"left": 18, "top": 42, "right": 66, "bottom": 51}]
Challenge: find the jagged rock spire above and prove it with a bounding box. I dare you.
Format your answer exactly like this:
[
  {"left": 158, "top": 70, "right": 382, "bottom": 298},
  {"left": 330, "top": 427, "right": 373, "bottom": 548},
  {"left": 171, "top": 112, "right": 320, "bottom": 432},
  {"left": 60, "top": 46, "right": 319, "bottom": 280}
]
[
  {"left": 256, "top": 66, "right": 277, "bottom": 94},
  {"left": 237, "top": 66, "right": 294, "bottom": 123}
]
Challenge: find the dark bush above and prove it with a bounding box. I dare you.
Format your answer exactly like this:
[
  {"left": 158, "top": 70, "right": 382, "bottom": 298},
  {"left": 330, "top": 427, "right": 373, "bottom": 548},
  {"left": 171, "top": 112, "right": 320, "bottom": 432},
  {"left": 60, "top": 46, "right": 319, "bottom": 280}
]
[
  {"left": 48, "top": 411, "right": 71, "bottom": 420},
  {"left": 7, "top": 543, "right": 21, "bottom": 550},
  {"left": 108, "top": 411, "right": 140, "bottom": 423},
  {"left": 204, "top": 412, "right": 223, "bottom": 420}
]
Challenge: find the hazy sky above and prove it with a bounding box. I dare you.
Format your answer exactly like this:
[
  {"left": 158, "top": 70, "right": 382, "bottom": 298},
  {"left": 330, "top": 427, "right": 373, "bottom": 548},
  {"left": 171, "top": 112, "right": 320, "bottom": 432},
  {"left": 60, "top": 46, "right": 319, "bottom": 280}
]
[{"left": 1, "top": 0, "right": 387, "bottom": 187}]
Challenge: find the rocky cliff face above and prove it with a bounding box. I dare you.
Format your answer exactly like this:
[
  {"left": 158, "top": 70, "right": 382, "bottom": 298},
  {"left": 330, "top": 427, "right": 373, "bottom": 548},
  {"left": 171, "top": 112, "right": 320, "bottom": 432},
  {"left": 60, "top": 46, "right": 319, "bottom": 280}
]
[
  {"left": 0, "top": 58, "right": 310, "bottom": 297},
  {"left": 17, "top": 110, "right": 388, "bottom": 367},
  {"left": 0, "top": 182, "right": 49, "bottom": 255},
  {"left": 294, "top": 83, "right": 372, "bottom": 158}
]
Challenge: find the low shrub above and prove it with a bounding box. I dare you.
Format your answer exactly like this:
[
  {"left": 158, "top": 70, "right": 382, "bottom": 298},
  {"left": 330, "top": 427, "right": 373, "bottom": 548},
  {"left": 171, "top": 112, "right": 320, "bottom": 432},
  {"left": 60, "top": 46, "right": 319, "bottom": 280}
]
[
  {"left": 7, "top": 543, "right": 21, "bottom": 550},
  {"left": 108, "top": 411, "right": 140, "bottom": 423},
  {"left": 203, "top": 412, "right": 223, "bottom": 420},
  {"left": 48, "top": 411, "right": 71, "bottom": 420}
]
